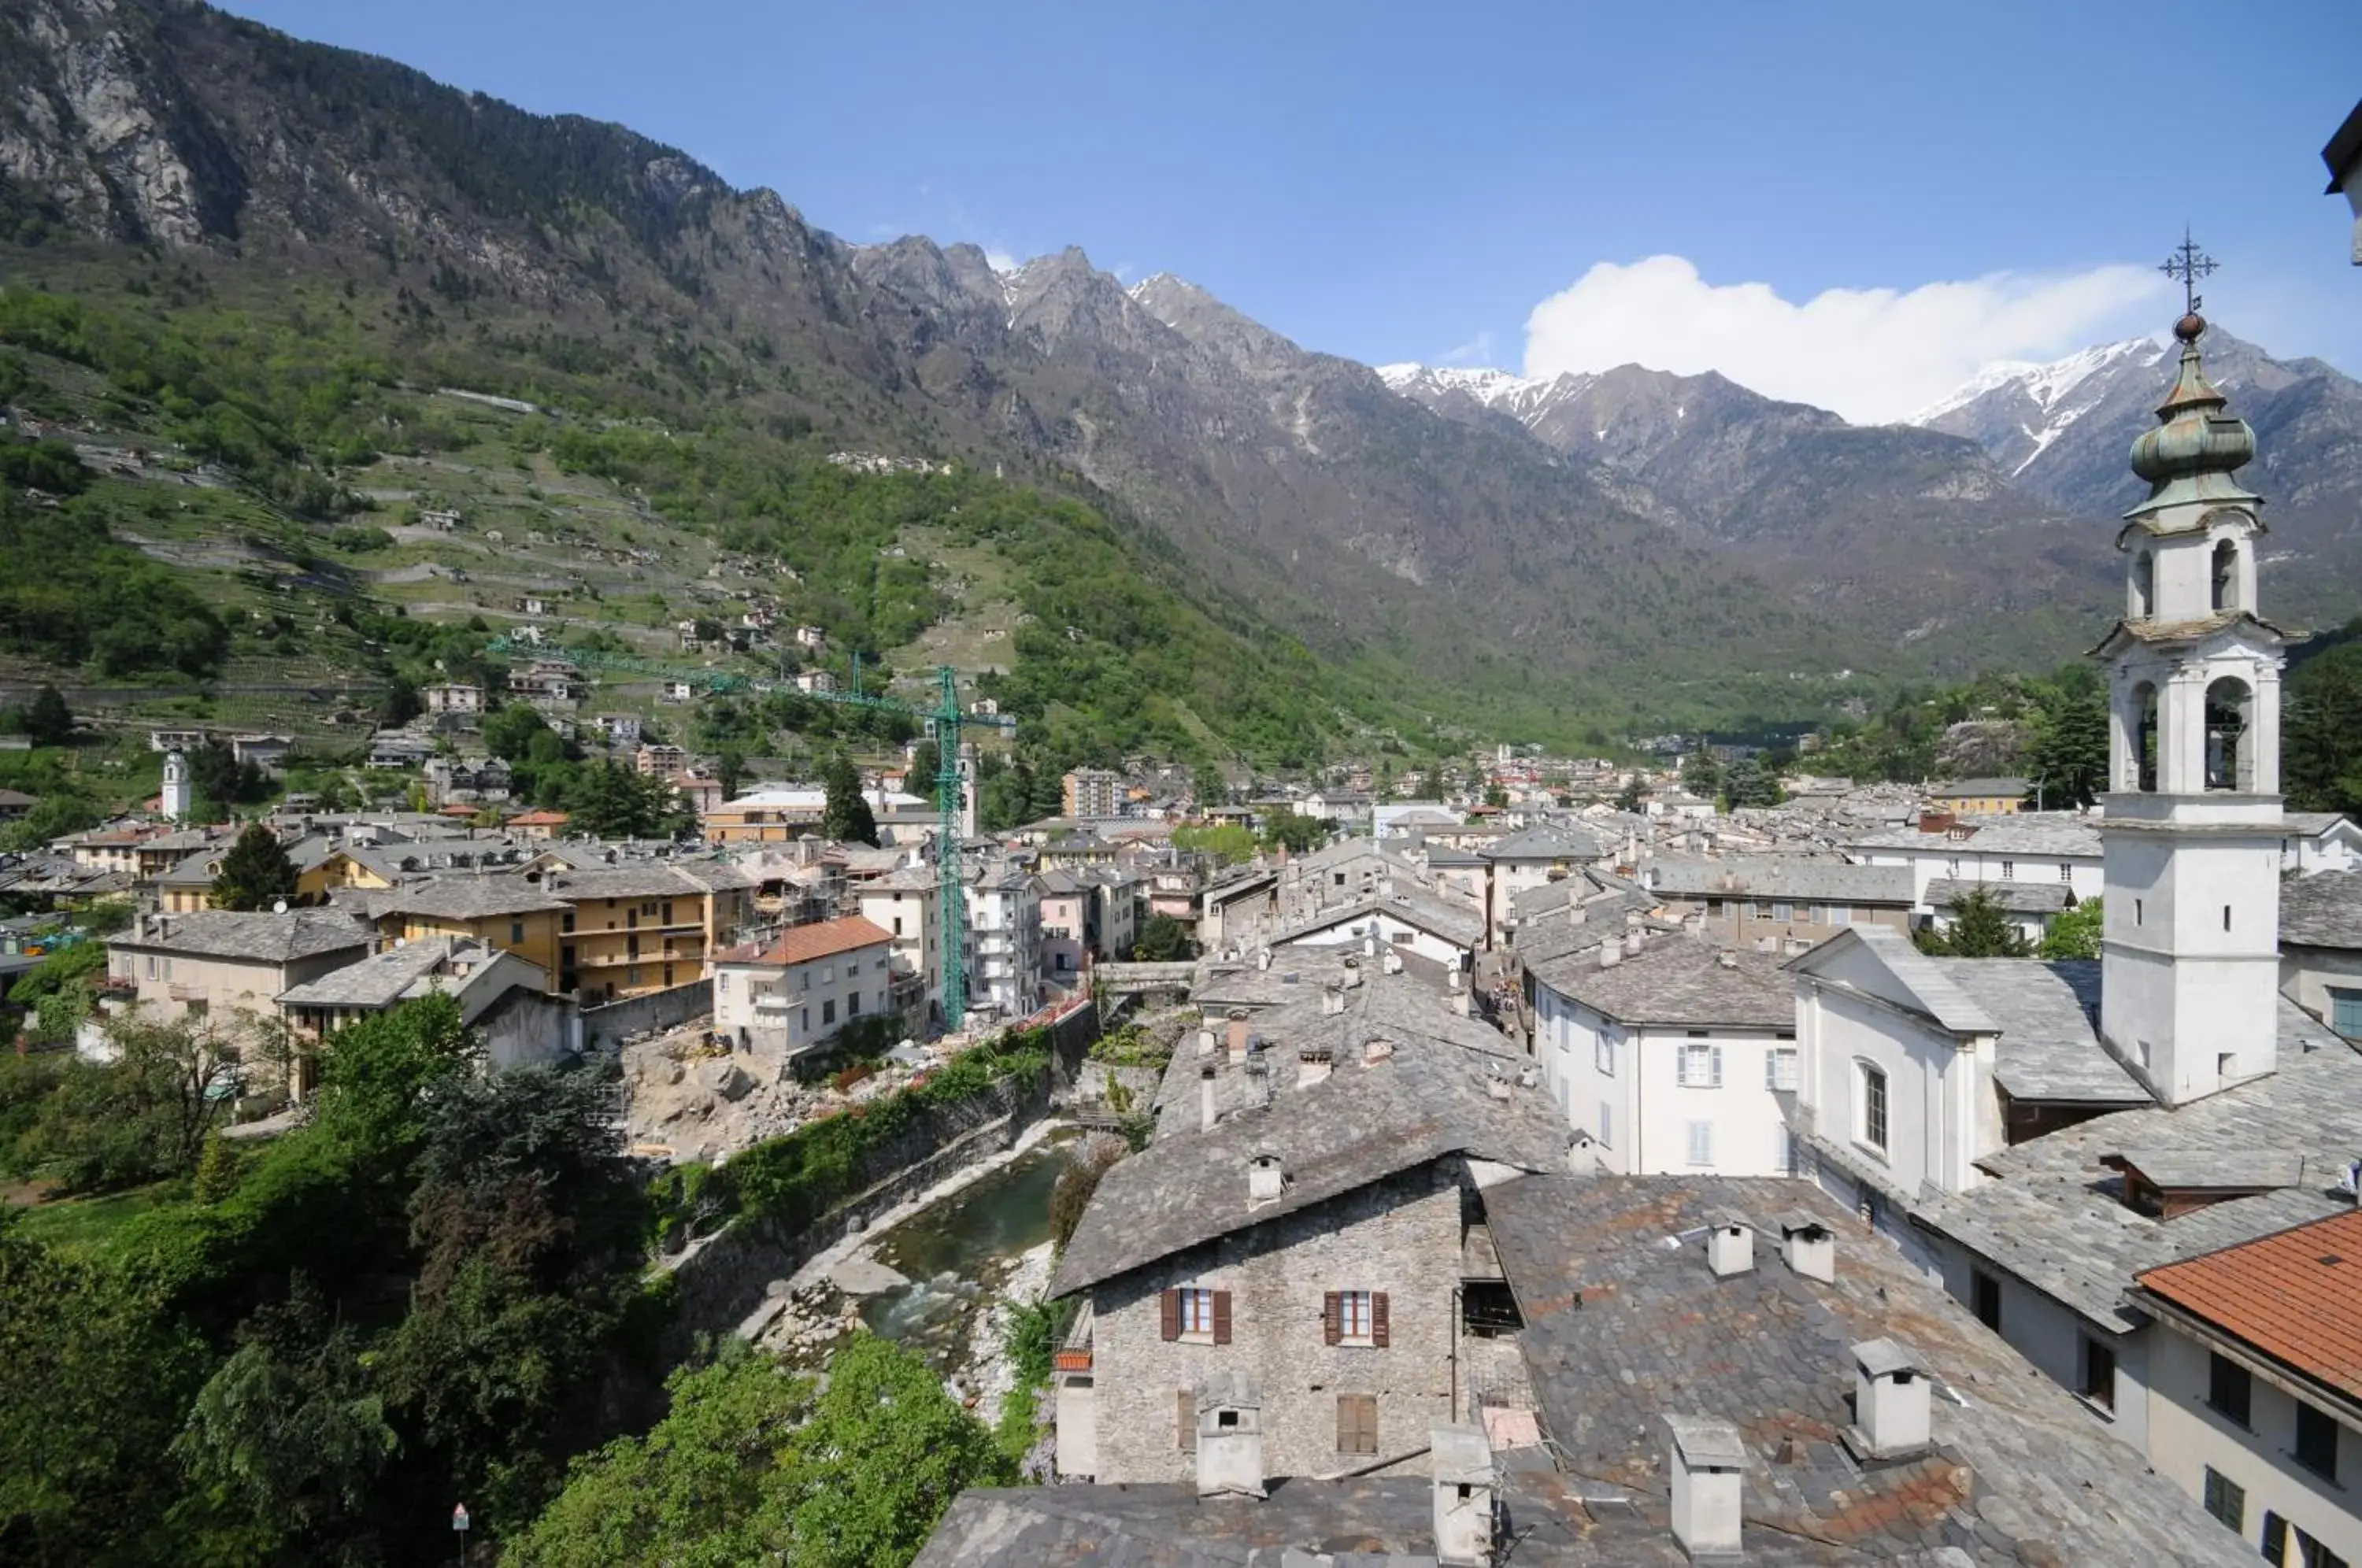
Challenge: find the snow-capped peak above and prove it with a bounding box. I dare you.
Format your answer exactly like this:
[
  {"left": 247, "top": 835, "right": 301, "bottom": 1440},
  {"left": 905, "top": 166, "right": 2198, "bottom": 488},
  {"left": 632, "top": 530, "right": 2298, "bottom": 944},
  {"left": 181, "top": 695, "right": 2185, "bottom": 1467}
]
[
  {"left": 1375, "top": 364, "right": 1537, "bottom": 401},
  {"left": 1909, "top": 337, "right": 2165, "bottom": 426}
]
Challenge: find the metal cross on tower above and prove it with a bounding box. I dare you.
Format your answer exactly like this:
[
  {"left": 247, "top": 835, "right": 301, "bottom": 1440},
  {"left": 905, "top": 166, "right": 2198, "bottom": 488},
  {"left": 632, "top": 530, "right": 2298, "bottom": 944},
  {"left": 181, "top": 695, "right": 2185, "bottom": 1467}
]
[{"left": 2161, "top": 229, "right": 2218, "bottom": 317}]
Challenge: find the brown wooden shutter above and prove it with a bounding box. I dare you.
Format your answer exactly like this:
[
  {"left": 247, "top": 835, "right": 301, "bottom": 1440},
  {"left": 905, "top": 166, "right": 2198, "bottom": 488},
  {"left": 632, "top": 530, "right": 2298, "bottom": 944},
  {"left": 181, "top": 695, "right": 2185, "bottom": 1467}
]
[
  {"left": 1372, "top": 1291, "right": 1390, "bottom": 1348},
  {"left": 1212, "top": 1289, "right": 1233, "bottom": 1344},
  {"left": 1335, "top": 1394, "right": 1353, "bottom": 1452},
  {"left": 1323, "top": 1291, "right": 1342, "bottom": 1345},
  {"left": 1161, "top": 1289, "right": 1181, "bottom": 1341},
  {"left": 1360, "top": 1395, "right": 1379, "bottom": 1453},
  {"left": 1178, "top": 1389, "right": 1196, "bottom": 1451}
]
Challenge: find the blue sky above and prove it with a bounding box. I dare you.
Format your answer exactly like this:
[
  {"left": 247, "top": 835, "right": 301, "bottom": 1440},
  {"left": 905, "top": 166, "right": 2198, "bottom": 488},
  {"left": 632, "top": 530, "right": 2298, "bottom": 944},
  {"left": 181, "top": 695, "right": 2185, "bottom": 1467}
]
[{"left": 221, "top": 0, "right": 2362, "bottom": 420}]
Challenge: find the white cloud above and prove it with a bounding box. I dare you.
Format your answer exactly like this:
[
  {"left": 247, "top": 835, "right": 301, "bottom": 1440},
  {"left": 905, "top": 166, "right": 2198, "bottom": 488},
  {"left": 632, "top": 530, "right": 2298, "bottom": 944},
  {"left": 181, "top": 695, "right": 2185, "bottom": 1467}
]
[
  {"left": 1520, "top": 255, "right": 2171, "bottom": 423},
  {"left": 1436, "top": 330, "right": 1495, "bottom": 366},
  {"left": 983, "top": 248, "right": 1020, "bottom": 275}
]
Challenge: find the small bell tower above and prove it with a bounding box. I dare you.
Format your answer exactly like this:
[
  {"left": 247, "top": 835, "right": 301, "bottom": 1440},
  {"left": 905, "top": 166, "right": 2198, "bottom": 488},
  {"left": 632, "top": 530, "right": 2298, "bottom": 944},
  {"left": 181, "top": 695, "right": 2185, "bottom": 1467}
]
[
  {"left": 161, "top": 749, "right": 192, "bottom": 824},
  {"left": 2095, "top": 239, "right": 2286, "bottom": 1106}
]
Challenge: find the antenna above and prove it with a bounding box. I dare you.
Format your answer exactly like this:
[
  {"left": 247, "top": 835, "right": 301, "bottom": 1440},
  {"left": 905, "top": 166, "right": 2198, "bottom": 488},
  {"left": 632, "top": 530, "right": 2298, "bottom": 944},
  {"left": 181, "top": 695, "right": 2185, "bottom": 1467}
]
[{"left": 2160, "top": 228, "right": 2218, "bottom": 318}]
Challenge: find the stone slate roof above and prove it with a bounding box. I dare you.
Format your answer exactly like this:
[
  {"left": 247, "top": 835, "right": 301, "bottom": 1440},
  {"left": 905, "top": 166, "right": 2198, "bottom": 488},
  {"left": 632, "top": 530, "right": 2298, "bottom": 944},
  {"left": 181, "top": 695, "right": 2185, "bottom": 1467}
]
[
  {"left": 1786, "top": 926, "right": 2000, "bottom": 1036},
  {"left": 1913, "top": 1011, "right": 2360, "bottom": 1332},
  {"left": 1052, "top": 1017, "right": 1570, "bottom": 1298},
  {"left": 1941, "top": 960, "right": 2149, "bottom": 1104},
  {"left": 368, "top": 878, "right": 571, "bottom": 921},
  {"left": 543, "top": 860, "right": 753, "bottom": 899},
  {"left": 1927, "top": 776, "right": 2030, "bottom": 798},
  {"left": 1527, "top": 934, "right": 1794, "bottom": 1030},
  {"left": 916, "top": 1470, "right": 1916, "bottom": 1567},
  {"left": 1481, "top": 823, "right": 1606, "bottom": 862},
  {"left": 1851, "top": 814, "right": 2102, "bottom": 858},
  {"left": 1272, "top": 884, "right": 1483, "bottom": 952},
  {"left": 276, "top": 937, "right": 482, "bottom": 1007},
  {"left": 111, "top": 909, "right": 372, "bottom": 963},
  {"left": 1649, "top": 856, "right": 1912, "bottom": 905},
  {"left": 1924, "top": 876, "right": 2073, "bottom": 914},
  {"left": 1483, "top": 1175, "right": 2255, "bottom": 1568},
  {"left": 2282, "top": 868, "right": 2362, "bottom": 949},
  {"left": 1150, "top": 968, "right": 1519, "bottom": 1126}
]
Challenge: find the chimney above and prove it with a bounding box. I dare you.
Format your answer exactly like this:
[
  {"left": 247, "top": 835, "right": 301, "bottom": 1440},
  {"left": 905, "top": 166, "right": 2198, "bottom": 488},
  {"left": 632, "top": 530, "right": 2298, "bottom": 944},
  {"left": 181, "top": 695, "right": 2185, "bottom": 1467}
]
[
  {"left": 1227, "top": 1010, "right": 1249, "bottom": 1062},
  {"left": 1705, "top": 1215, "right": 1756, "bottom": 1278},
  {"left": 1383, "top": 949, "right": 1404, "bottom": 974},
  {"left": 1297, "top": 1048, "right": 1332, "bottom": 1089},
  {"left": 1247, "top": 1151, "right": 1285, "bottom": 1203},
  {"left": 1198, "top": 1027, "right": 1218, "bottom": 1058},
  {"left": 1716, "top": 950, "right": 1738, "bottom": 969},
  {"left": 1846, "top": 1338, "right": 1934, "bottom": 1463},
  {"left": 1194, "top": 1371, "right": 1266, "bottom": 1498},
  {"left": 1665, "top": 1415, "right": 1746, "bottom": 1559},
  {"left": 1255, "top": 946, "right": 1272, "bottom": 971},
  {"left": 1200, "top": 1063, "right": 1219, "bottom": 1133},
  {"left": 1917, "top": 808, "right": 1957, "bottom": 835},
  {"left": 1451, "top": 987, "right": 1472, "bottom": 1017},
  {"left": 1322, "top": 982, "right": 1345, "bottom": 1017},
  {"left": 1779, "top": 1212, "right": 1835, "bottom": 1283},
  {"left": 1363, "top": 1036, "right": 1395, "bottom": 1066},
  {"left": 1598, "top": 941, "right": 1622, "bottom": 969},
  {"left": 1624, "top": 930, "right": 1644, "bottom": 957},
  {"left": 1448, "top": 967, "right": 1464, "bottom": 994},
  {"left": 1431, "top": 1426, "right": 1495, "bottom": 1568}
]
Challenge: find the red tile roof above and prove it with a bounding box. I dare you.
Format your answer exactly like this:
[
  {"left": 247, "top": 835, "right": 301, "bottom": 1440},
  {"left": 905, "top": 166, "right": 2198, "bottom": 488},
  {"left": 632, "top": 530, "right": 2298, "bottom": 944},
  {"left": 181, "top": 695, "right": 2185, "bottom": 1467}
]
[
  {"left": 507, "top": 809, "right": 571, "bottom": 826},
  {"left": 2138, "top": 1207, "right": 2362, "bottom": 1398},
  {"left": 715, "top": 915, "right": 894, "bottom": 968}
]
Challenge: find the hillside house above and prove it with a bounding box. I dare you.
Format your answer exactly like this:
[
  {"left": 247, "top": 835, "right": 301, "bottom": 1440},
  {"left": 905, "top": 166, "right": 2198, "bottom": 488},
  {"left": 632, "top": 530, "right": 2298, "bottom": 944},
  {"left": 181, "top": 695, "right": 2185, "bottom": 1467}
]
[{"left": 710, "top": 915, "right": 894, "bottom": 1055}]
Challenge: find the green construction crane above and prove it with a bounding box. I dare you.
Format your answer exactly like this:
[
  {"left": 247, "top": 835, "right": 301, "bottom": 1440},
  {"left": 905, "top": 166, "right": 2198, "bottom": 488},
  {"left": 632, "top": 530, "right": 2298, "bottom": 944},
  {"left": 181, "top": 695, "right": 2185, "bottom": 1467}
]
[
  {"left": 484, "top": 634, "right": 752, "bottom": 693},
  {"left": 802, "top": 661, "right": 971, "bottom": 1030}
]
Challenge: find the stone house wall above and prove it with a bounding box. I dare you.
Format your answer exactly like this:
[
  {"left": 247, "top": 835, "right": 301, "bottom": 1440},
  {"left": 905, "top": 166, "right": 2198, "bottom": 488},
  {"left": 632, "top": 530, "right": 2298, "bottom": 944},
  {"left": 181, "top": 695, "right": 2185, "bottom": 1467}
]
[{"left": 1087, "top": 1162, "right": 1462, "bottom": 1483}]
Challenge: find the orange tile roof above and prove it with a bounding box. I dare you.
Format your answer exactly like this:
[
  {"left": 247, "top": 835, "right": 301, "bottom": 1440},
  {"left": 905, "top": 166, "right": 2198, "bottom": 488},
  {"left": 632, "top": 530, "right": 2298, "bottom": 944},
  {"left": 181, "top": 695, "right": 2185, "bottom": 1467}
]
[
  {"left": 2138, "top": 1207, "right": 2362, "bottom": 1397},
  {"left": 716, "top": 915, "right": 894, "bottom": 968},
  {"left": 506, "top": 809, "right": 571, "bottom": 826}
]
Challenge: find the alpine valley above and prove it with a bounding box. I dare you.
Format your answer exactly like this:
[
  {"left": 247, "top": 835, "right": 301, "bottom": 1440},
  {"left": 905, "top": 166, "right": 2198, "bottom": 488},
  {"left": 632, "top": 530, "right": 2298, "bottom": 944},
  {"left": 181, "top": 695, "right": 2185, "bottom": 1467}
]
[{"left": 2, "top": 0, "right": 2358, "bottom": 762}]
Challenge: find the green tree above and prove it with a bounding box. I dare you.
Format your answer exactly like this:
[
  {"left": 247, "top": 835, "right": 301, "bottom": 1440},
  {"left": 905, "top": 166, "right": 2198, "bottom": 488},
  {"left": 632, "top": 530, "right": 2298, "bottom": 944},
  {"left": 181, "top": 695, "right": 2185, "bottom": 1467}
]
[
  {"left": 1132, "top": 913, "right": 1196, "bottom": 962},
  {"left": 1481, "top": 782, "right": 1509, "bottom": 809},
  {"left": 2038, "top": 898, "right": 2105, "bottom": 960},
  {"left": 2285, "top": 635, "right": 2362, "bottom": 815},
  {"left": 2024, "top": 676, "right": 2109, "bottom": 809},
  {"left": 189, "top": 741, "right": 270, "bottom": 808},
  {"left": 20, "top": 685, "right": 72, "bottom": 747},
  {"left": 378, "top": 677, "right": 423, "bottom": 728},
  {"left": 0, "top": 1214, "right": 208, "bottom": 1568},
  {"left": 482, "top": 703, "right": 553, "bottom": 762},
  {"left": 1615, "top": 776, "right": 1646, "bottom": 813},
  {"left": 0, "top": 792, "right": 102, "bottom": 853},
  {"left": 1681, "top": 749, "right": 1725, "bottom": 801},
  {"left": 503, "top": 1350, "right": 816, "bottom": 1568},
  {"left": 716, "top": 743, "right": 750, "bottom": 802},
  {"left": 772, "top": 1333, "right": 1013, "bottom": 1568},
  {"left": 1723, "top": 754, "right": 1781, "bottom": 809},
  {"left": 211, "top": 823, "right": 298, "bottom": 911},
  {"left": 566, "top": 762, "right": 690, "bottom": 840},
  {"left": 1916, "top": 886, "right": 2033, "bottom": 957},
  {"left": 1172, "top": 822, "right": 1256, "bottom": 866},
  {"left": 906, "top": 740, "right": 940, "bottom": 798},
  {"left": 821, "top": 755, "right": 878, "bottom": 847},
  {"left": 1260, "top": 812, "right": 1327, "bottom": 853},
  {"left": 171, "top": 1282, "right": 399, "bottom": 1563}
]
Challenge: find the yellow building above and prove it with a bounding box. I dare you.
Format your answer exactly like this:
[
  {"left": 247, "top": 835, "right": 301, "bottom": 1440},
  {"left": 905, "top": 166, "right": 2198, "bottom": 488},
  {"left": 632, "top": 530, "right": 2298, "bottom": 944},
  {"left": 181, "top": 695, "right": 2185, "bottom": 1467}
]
[
  {"left": 368, "top": 860, "right": 756, "bottom": 1001},
  {"left": 1926, "top": 777, "right": 2031, "bottom": 815}
]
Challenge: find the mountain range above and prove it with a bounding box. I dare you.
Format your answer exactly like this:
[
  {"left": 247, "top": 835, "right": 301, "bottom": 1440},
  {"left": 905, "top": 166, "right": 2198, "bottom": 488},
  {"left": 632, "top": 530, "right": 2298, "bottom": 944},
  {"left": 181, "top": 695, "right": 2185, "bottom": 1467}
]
[{"left": 2, "top": 0, "right": 2356, "bottom": 752}]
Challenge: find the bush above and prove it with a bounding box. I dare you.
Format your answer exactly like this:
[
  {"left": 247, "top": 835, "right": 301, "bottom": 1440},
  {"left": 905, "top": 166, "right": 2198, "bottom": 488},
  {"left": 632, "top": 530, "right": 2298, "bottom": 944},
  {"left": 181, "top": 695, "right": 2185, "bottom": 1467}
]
[{"left": 1049, "top": 1133, "right": 1127, "bottom": 1253}]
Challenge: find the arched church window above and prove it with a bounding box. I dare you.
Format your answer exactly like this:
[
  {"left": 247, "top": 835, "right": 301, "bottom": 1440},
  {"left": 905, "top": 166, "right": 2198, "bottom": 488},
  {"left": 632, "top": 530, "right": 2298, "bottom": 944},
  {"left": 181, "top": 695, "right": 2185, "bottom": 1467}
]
[
  {"left": 2132, "top": 552, "right": 2155, "bottom": 619},
  {"left": 2204, "top": 676, "right": 2253, "bottom": 792},
  {"left": 2210, "top": 538, "right": 2238, "bottom": 613},
  {"left": 2131, "top": 682, "right": 2160, "bottom": 793}
]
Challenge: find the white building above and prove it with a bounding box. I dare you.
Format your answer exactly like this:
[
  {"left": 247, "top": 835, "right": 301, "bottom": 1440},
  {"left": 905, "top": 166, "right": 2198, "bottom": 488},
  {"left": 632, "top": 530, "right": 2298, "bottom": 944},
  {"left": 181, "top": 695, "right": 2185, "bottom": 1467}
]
[
  {"left": 160, "top": 749, "right": 192, "bottom": 823},
  {"left": 1848, "top": 813, "right": 2104, "bottom": 917},
  {"left": 1525, "top": 934, "right": 1797, "bottom": 1175},
  {"left": 710, "top": 915, "right": 894, "bottom": 1055},
  {"left": 967, "top": 867, "right": 1040, "bottom": 1018},
  {"left": 423, "top": 682, "right": 484, "bottom": 716},
  {"left": 857, "top": 867, "right": 943, "bottom": 1026}
]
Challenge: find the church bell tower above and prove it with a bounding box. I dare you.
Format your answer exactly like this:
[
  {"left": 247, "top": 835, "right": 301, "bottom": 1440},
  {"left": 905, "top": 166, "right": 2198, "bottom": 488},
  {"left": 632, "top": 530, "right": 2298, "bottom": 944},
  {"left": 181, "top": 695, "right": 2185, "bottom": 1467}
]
[{"left": 2095, "top": 245, "right": 2286, "bottom": 1107}]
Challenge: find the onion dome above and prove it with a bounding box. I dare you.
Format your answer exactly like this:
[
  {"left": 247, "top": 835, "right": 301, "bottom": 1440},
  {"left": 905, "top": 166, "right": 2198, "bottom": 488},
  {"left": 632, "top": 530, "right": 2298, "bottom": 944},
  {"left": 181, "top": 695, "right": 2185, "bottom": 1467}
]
[{"left": 2125, "top": 312, "right": 2258, "bottom": 524}]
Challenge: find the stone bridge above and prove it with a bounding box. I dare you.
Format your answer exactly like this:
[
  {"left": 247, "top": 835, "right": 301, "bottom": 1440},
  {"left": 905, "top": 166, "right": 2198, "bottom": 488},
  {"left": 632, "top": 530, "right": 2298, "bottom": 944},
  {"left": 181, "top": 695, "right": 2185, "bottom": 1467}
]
[{"left": 1092, "top": 960, "right": 1198, "bottom": 997}]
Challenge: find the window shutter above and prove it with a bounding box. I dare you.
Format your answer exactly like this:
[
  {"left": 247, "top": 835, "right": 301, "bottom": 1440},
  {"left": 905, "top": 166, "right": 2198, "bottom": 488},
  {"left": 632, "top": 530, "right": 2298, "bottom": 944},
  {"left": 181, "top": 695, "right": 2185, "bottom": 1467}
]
[
  {"left": 1336, "top": 1395, "right": 1352, "bottom": 1452},
  {"left": 1178, "top": 1389, "right": 1196, "bottom": 1452},
  {"left": 1212, "top": 1290, "right": 1233, "bottom": 1344},
  {"left": 1372, "top": 1292, "right": 1390, "bottom": 1348},
  {"left": 1711, "top": 1045, "right": 1724, "bottom": 1087},
  {"left": 1161, "top": 1289, "right": 1181, "bottom": 1341},
  {"left": 1323, "top": 1291, "right": 1342, "bottom": 1346}
]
